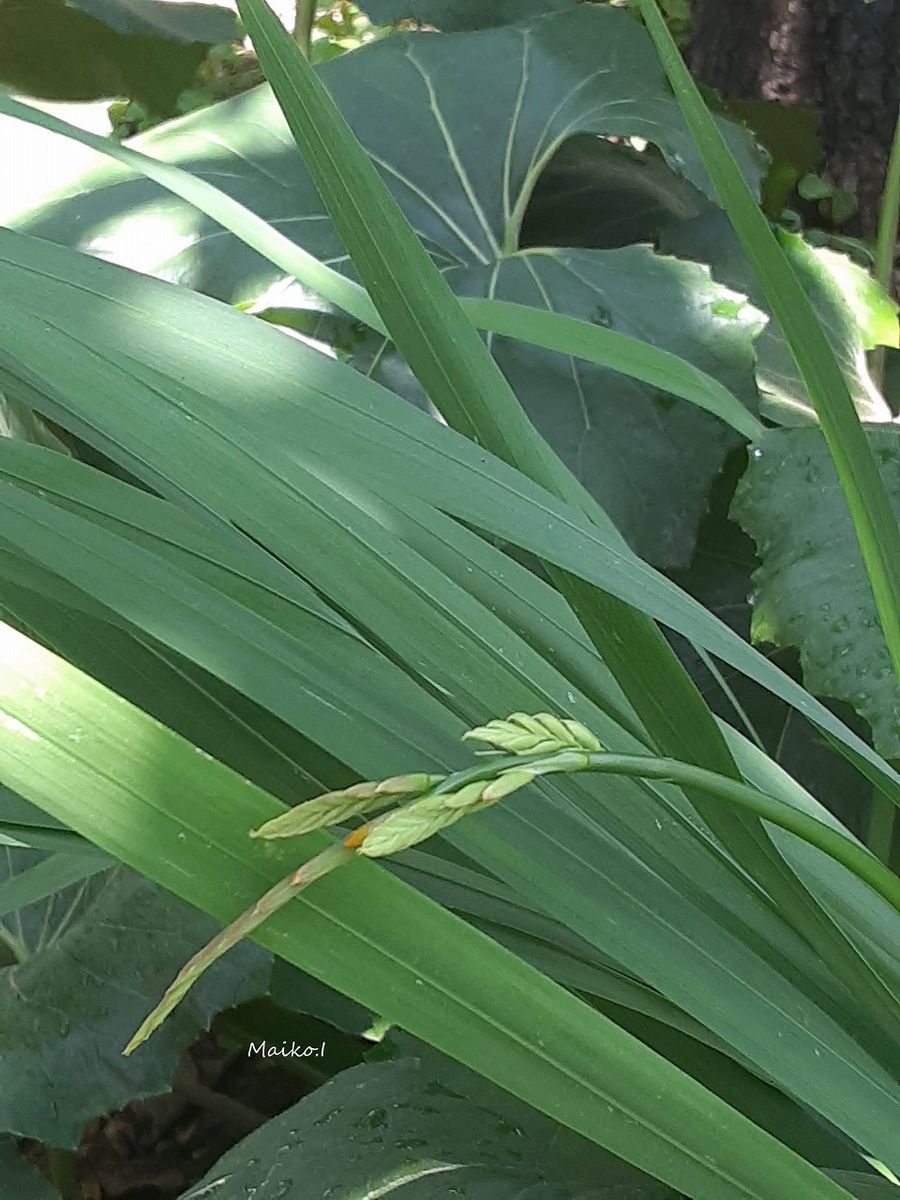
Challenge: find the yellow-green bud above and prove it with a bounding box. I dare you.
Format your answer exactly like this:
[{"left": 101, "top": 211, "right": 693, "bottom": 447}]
[
  {"left": 481, "top": 769, "right": 536, "bottom": 802},
  {"left": 463, "top": 711, "right": 602, "bottom": 756},
  {"left": 560, "top": 719, "right": 603, "bottom": 752},
  {"left": 440, "top": 780, "right": 492, "bottom": 809},
  {"left": 375, "top": 772, "right": 445, "bottom": 796},
  {"left": 354, "top": 793, "right": 466, "bottom": 858},
  {"left": 251, "top": 781, "right": 384, "bottom": 840}
]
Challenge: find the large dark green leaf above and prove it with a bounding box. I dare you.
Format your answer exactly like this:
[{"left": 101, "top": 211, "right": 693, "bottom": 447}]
[
  {"left": 7, "top": 6, "right": 764, "bottom": 565},
  {"left": 0, "top": 1138, "right": 56, "bottom": 1198},
  {"left": 360, "top": 0, "right": 580, "bottom": 30},
  {"left": 732, "top": 425, "right": 900, "bottom": 758},
  {"left": 669, "top": 453, "right": 873, "bottom": 840},
  {"left": 0, "top": 862, "right": 269, "bottom": 1146},
  {"left": 181, "top": 1056, "right": 676, "bottom": 1200},
  {"left": 0, "top": 0, "right": 235, "bottom": 111},
  {"left": 69, "top": 0, "right": 237, "bottom": 41}
]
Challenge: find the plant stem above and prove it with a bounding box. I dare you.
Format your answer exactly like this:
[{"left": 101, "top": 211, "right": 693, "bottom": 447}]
[
  {"left": 871, "top": 103, "right": 900, "bottom": 392},
  {"left": 443, "top": 751, "right": 900, "bottom": 918},
  {"left": 875, "top": 105, "right": 900, "bottom": 299},
  {"left": 174, "top": 1070, "right": 266, "bottom": 1136},
  {"left": 47, "top": 1147, "right": 78, "bottom": 1200},
  {"left": 293, "top": 0, "right": 316, "bottom": 56}
]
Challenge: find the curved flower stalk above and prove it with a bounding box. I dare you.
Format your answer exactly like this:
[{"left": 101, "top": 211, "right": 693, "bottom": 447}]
[{"left": 125, "top": 713, "right": 900, "bottom": 1054}]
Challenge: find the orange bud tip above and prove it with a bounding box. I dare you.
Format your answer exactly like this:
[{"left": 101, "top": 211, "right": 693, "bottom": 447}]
[{"left": 343, "top": 825, "right": 370, "bottom": 850}]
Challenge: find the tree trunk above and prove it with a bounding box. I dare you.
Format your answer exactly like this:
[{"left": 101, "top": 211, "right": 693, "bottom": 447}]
[{"left": 689, "top": 0, "right": 900, "bottom": 234}]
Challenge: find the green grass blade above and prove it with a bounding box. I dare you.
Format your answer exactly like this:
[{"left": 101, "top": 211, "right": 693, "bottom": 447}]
[
  {"left": 640, "top": 0, "right": 900, "bottom": 684},
  {"left": 875, "top": 108, "right": 900, "bottom": 304},
  {"left": 0, "top": 232, "right": 895, "bottom": 801},
  {"left": 3, "top": 392, "right": 900, "bottom": 1154},
  {"left": 0, "top": 95, "right": 762, "bottom": 441},
  {"left": 461, "top": 296, "right": 764, "bottom": 440},
  {"left": 0, "top": 621, "right": 858, "bottom": 1200},
  {"left": 0, "top": 852, "right": 108, "bottom": 921},
  {"left": 234, "top": 0, "right": 844, "bottom": 988}
]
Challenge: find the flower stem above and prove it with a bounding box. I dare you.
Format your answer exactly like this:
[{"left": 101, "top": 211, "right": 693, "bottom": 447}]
[
  {"left": 871, "top": 103, "right": 900, "bottom": 391},
  {"left": 293, "top": 0, "right": 316, "bottom": 56},
  {"left": 437, "top": 750, "right": 900, "bottom": 916}
]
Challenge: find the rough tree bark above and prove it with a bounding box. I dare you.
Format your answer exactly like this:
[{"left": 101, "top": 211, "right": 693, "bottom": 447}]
[{"left": 689, "top": 0, "right": 900, "bottom": 233}]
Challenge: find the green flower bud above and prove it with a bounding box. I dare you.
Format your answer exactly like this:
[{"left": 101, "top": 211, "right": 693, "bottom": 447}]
[
  {"left": 533, "top": 713, "right": 572, "bottom": 743},
  {"left": 481, "top": 769, "right": 536, "bottom": 802},
  {"left": 463, "top": 712, "right": 602, "bottom": 756},
  {"left": 375, "top": 772, "right": 445, "bottom": 796},
  {"left": 440, "top": 780, "right": 492, "bottom": 809},
  {"left": 355, "top": 793, "right": 466, "bottom": 858},
  {"left": 560, "top": 719, "right": 603, "bottom": 753},
  {"left": 251, "top": 781, "right": 386, "bottom": 840},
  {"left": 506, "top": 712, "right": 550, "bottom": 736}
]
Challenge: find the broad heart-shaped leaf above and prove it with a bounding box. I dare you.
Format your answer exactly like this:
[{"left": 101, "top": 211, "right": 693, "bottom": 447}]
[
  {"left": 6, "top": 6, "right": 764, "bottom": 567},
  {"left": 181, "top": 1056, "right": 677, "bottom": 1200},
  {"left": 0, "top": 0, "right": 235, "bottom": 113},
  {"left": 661, "top": 211, "right": 898, "bottom": 427},
  {"left": 447, "top": 247, "right": 761, "bottom": 567},
  {"left": 520, "top": 135, "right": 708, "bottom": 252},
  {"left": 0, "top": 1138, "right": 56, "bottom": 1198},
  {"left": 69, "top": 0, "right": 238, "bottom": 42},
  {"left": 0, "top": 861, "right": 269, "bottom": 1147},
  {"left": 732, "top": 425, "right": 900, "bottom": 759},
  {"left": 11, "top": 7, "right": 763, "bottom": 279},
  {"left": 359, "top": 0, "right": 580, "bottom": 30},
  {"left": 10, "top": 7, "right": 763, "bottom": 271}
]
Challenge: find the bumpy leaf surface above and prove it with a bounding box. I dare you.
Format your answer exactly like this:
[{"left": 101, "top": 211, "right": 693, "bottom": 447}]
[
  {"left": 0, "top": 862, "right": 269, "bottom": 1146},
  {"left": 732, "top": 426, "right": 900, "bottom": 757},
  {"left": 182, "top": 1055, "right": 676, "bottom": 1199}
]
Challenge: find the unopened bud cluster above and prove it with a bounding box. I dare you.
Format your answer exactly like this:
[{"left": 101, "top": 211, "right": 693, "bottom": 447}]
[
  {"left": 251, "top": 772, "right": 444, "bottom": 841},
  {"left": 463, "top": 711, "right": 602, "bottom": 756},
  {"left": 124, "top": 713, "right": 605, "bottom": 1055},
  {"left": 252, "top": 712, "right": 603, "bottom": 861}
]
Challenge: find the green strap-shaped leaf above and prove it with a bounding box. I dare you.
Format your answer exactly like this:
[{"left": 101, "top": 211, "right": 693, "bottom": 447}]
[
  {"left": 0, "top": 621, "right": 856, "bottom": 1199},
  {"left": 0, "top": 227, "right": 895, "bottom": 799},
  {"left": 233, "top": 0, "right": 872, "bottom": 1052},
  {"left": 1, "top": 403, "right": 899, "bottom": 1164}
]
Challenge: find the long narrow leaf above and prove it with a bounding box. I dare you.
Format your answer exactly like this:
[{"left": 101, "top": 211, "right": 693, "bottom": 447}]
[
  {"left": 4, "top": 431, "right": 900, "bottom": 1161},
  {"left": 0, "top": 87, "right": 764, "bottom": 441},
  {"left": 231, "top": 0, "right": 883, "bottom": 1035},
  {"left": 0, "top": 622, "right": 856, "bottom": 1200},
  {"left": 0, "top": 232, "right": 895, "bottom": 803}
]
